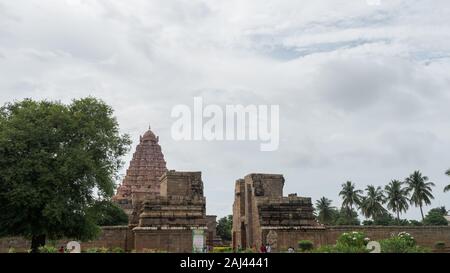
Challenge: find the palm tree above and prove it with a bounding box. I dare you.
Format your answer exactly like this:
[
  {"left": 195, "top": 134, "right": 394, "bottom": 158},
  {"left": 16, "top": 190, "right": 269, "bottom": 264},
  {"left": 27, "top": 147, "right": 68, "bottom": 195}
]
[
  {"left": 315, "top": 197, "right": 335, "bottom": 225},
  {"left": 339, "top": 181, "right": 363, "bottom": 217},
  {"left": 384, "top": 180, "right": 409, "bottom": 221},
  {"left": 405, "top": 170, "right": 435, "bottom": 221},
  {"left": 360, "top": 185, "right": 387, "bottom": 220},
  {"left": 445, "top": 169, "right": 450, "bottom": 192}
]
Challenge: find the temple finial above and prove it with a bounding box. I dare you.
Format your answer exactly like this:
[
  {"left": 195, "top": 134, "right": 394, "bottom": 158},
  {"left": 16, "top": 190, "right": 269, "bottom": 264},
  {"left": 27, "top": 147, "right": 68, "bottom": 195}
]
[{"left": 148, "top": 124, "right": 151, "bottom": 130}]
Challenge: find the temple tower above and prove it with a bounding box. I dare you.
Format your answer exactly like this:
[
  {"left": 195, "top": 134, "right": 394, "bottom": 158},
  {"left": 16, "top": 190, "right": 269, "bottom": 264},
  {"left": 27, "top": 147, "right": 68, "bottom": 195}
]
[{"left": 113, "top": 127, "right": 167, "bottom": 219}]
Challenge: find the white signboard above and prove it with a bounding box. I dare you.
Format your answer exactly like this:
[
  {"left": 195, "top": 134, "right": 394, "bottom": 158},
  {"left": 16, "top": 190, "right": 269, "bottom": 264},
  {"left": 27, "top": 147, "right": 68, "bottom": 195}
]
[{"left": 192, "top": 229, "right": 205, "bottom": 253}]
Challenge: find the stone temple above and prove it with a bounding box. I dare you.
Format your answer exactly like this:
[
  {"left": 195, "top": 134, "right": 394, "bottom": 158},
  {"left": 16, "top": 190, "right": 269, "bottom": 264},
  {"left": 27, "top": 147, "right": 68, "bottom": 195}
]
[
  {"left": 113, "top": 128, "right": 167, "bottom": 225},
  {"left": 232, "top": 173, "right": 323, "bottom": 251},
  {"left": 112, "top": 128, "right": 215, "bottom": 252}
]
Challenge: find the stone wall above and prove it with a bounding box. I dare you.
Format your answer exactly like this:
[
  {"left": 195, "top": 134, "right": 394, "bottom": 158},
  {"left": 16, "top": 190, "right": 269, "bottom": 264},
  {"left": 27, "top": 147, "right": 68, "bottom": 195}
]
[
  {"left": 133, "top": 228, "right": 197, "bottom": 253},
  {"left": 0, "top": 226, "right": 132, "bottom": 253},
  {"left": 262, "top": 226, "right": 450, "bottom": 251},
  {"left": 82, "top": 226, "right": 133, "bottom": 251},
  {"left": 2, "top": 225, "right": 450, "bottom": 252}
]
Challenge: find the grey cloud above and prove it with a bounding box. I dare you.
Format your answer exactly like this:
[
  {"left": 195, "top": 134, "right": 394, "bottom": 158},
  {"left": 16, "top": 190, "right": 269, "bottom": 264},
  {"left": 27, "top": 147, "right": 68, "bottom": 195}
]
[{"left": 1, "top": 0, "right": 450, "bottom": 220}]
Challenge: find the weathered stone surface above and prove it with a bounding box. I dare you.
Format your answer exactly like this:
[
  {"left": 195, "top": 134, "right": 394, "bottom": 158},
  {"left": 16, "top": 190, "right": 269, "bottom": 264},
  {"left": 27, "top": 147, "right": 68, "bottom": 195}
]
[
  {"left": 113, "top": 128, "right": 167, "bottom": 221},
  {"left": 232, "top": 173, "right": 321, "bottom": 251},
  {"left": 133, "top": 170, "right": 208, "bottom": 252},
  {"left": 112, "top": 128, "right": 210, "bottom": 252},
  {"left": 3, "top": 225, "right": 450, "bottom": 253}
]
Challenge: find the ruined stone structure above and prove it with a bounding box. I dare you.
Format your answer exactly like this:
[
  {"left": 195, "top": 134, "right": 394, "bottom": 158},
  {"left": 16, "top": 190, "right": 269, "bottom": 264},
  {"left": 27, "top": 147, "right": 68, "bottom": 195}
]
[
  {"left": 113, "top": 127, "right": 167, "bottom": 221},
  {"left": 232, "top": 173, "right": 323, "bottom": 251},
  {"left": 206, "top": 215, "right": 223, "bottom": 247},
  {"left": 112, "top": 128, "right": 212, "bottom": 252},
  {"left": 133, "top": 171, "right": 208, "bottom": 252}
]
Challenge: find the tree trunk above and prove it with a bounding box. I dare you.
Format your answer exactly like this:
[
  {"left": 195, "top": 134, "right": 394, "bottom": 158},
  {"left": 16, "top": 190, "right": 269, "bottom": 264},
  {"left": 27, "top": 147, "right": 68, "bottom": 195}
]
[
  {"left": 31, "top": 234, "right": 46, "bottom": 253},
  {"left": 397, "top": 211, "right": 400, "bottom": 222},
  {"left": 420, "top": 205, "right": 424, "bottom": 221}
]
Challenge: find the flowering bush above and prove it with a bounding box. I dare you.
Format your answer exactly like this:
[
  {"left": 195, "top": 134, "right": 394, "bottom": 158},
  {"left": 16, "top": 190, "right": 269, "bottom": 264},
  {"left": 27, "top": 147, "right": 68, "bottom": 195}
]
[
  {"left": 397, "top": 232, "right": 415, "bottom": 247},
  {"left": 337, "top": 231, "right": 368, "bottom": 248},
  {"left": 312, "top": 231, "right": 370, "bottom": 253},
  {"left": 333, "top": 231, "right": 370, "bottom": 253},
  {"left": 380, "top": 232, "right": 429, "bottom": 253}
]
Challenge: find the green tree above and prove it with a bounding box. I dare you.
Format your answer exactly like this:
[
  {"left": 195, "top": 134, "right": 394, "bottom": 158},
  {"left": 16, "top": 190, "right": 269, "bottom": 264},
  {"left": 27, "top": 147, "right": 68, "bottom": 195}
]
[
  {"left": 339, "top": 181, "right": 362, "bottom": 217},
  {"left": 335, "top": 208, "right": 360, "bottom": 226},
  {"left": 423, "top": 207, "right": 448, "bottom": 226},
  {"left": 405, "top": 171, "right": 435, "bottom": 221},
  {"left": 315, "top": 197, "right": 335, "bottom": 225},
  {"left": 87, "top": 200, "right": 129, "bottom": 226},
  {"left": 0, "top": 98, "right": 131, "bottom": 252},
  {"left": 384, "top": 180, "right": 409, "bottom": 221},
  {"left": 373, "top": 212, "right": 396, "bottom": 226},
  {"left": 216, "top": 215, "right": 232, "bottom": 242},
  {"left": 445, "top": 169, "right": 450, "bottom": 192},
  {"left": 360, "top": 185, "right": 387, "bottom": 220}
]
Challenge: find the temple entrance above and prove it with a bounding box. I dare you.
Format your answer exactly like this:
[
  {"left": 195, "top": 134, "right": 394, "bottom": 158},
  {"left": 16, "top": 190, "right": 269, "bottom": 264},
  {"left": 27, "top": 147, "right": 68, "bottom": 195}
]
[{"left": 240, "top": 222, "right": 247, "bottom": 249}]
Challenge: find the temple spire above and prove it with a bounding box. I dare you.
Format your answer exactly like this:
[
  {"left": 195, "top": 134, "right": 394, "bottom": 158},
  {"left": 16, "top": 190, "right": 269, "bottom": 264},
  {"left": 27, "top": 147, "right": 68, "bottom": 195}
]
[{"left": 113, "top": 127, "right": 167, "bottom": 219}]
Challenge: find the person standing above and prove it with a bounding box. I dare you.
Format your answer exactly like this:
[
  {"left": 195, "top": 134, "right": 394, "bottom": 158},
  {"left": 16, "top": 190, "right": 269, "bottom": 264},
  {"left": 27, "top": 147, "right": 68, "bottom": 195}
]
[{"left": 260, "top": 244, "right": 267, "bottom": 253}]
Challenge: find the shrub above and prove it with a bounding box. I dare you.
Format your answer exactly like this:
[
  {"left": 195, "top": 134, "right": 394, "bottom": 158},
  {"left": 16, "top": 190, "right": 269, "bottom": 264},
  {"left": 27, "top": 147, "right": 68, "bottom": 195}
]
[
  {"left": 334, "top": 244, "right": 370, "bottom": 253},
  {"left": 8, "top": 248, "right": 16, "bottom": 253},
  {"left": 312, "top": 245, "right": 337, "bottom": 253},
  {"left": 334, "top": 231, "right": 369, "bottom": 253},
  {"left": 313, "top": 232, "right": 370, "bottom": 253},
  {"left": 337, "top": 231, "right": 368, "bottom": 248},
  {"left": 379, "top": 232, "right": 428, "bottom": 253},
  {"left": 111, "top": 247, "right": 125, "bottom": 253},
  {"left": 211, "top": 247, "right": 233, "bottom": 253},
  {"left": 298, "top": 240, "right": 314, "bottom": 252},
  {"left": 434, "top": 241, "right": 446, "bottom": 250},
  {"left": 240, "top": 248, "right": 255, "bottom": 253},
  {"left": 85, "top": 247, "right": 109, "bottom": 253},
  {"left": 38, "top": 245, "right": 58, "bottom": 253}
]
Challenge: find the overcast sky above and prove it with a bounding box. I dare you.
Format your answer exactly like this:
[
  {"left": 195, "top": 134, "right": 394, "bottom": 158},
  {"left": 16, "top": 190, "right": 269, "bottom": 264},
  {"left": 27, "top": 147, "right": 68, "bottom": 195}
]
[{"left": 1, "top": 0, "right": 450, "bottom": 220}]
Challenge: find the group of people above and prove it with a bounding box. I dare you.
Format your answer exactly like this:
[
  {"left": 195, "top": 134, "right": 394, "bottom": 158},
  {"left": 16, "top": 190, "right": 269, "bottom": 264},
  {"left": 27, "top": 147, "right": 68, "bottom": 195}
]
[{"left": 259, "top": 244, "right": 272, "bottom": 253}]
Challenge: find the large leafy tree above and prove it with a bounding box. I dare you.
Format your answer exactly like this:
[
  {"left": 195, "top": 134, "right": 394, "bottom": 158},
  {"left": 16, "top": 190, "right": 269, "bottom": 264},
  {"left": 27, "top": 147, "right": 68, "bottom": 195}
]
[
  {"left": 216, "top": 215, "right": 232, "bottom": 242},
  {"left": 335, "top": 208, "right": 360, "bottom": 226},
  {"left": 384, "top": 180, "right": 409, "bottom": 221},
  {"left": 423, "top": 207, "right": 448, "bottom": 226},
  {"left": 87, "top": 200, "right": 129, "bottom": 226},
  {"left": 360, "top": 185, "right": 387, "bottom": 220},
  {"left": 339, "top": 181, "right": 363, "bottom": 217},
  {"left": 315, "top": 197, "right": 335, "bottom": 225},
  {"left": 0, "top": 98, "right": 130, "bottom": 251},
  {"left": 445, "top": 169, "right": 450, "bottom": 192},
  {"left": 405, "top": 171, "right": 435, "bottom": 221}
]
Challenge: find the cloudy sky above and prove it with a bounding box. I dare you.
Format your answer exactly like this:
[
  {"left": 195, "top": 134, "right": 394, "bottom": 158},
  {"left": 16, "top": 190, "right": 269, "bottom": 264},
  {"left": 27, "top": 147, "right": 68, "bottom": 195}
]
[{"left": 1, "top": 0, "right": 450, "bottom": 220}]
